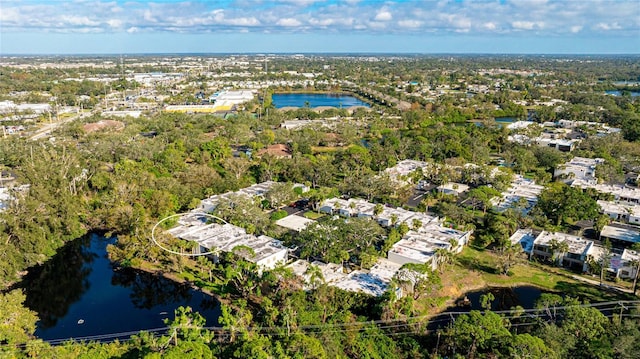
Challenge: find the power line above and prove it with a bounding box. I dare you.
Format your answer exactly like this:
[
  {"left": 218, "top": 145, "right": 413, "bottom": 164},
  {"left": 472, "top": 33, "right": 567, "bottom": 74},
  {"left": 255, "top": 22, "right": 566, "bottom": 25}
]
[{"left": 2, "top": 300, "right": 638, "bottom": 349}]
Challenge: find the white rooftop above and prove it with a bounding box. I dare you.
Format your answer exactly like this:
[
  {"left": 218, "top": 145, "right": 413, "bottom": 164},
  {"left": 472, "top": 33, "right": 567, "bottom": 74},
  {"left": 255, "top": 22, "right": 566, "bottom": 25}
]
[
  {"left": 275, "top": 215, "right": 315, "bottom": 232},
  {"left": 166, "top": 213, "right": 287, "bottom": 266},
  {"left": 573, "top": 181, "right": 640, "bottom": 203},
  {"left": 385, "top": 159, "right": 430, "bottom": 178},
  {"left": 554, "top": 157, "right": 604, "bottom": 184},
  {"left": 534, "top": 231, "right": 593, "bottom": 255},
  {"left": 492, "top": 175, "right": 543, "bottom": 213},
  {"left": 509, "top": 228, "right": 536, "bottom": 253},
  {"left": 601, "top": 225, "right": 640, "bottom": 244},
  {"left": 389, "top": 237, "right": 447, "bottom": 263}
]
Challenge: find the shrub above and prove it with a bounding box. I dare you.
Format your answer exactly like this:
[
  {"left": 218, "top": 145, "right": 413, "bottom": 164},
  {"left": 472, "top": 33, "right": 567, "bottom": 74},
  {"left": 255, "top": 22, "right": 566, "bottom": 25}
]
[{"left": 270, "top": 210, "right": 288, "bottom": 221}]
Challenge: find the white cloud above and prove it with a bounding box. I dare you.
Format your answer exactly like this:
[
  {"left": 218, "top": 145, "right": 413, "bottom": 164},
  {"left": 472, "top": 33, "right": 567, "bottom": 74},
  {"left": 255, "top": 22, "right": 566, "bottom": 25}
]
[
  {"left": 482, "top": 22, "right": 497, "bottom": 31},
  {"left": 512, "top": 21, "right": 544, "bottom": 30},
  {"left": 106, "top": 19, "right": 122, "bottom": 28},
  {"left": 374, "top": 8, "right": 393, "bottom": 22},
  {"left": 0, "top": 0, "right": 636, "bottom": 37},
  {"left": 277, "top": 18, "right": 302, "bottom": 27},
  {"left": 398, "top": 20, "right": 422, "bottom": 29},
  {"left": 595, "top": 22, "right": 622, "bottom": 31},
  {"left": 570, "top": 25, "right": 582, "bottom": 33}
]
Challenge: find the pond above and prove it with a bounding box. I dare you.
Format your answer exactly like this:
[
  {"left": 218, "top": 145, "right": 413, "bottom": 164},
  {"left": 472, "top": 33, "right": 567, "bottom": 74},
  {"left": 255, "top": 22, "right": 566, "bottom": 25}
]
[
  {"left": 19, "top": 233, "right": 220, "bottom": 342},
  {"left": 605, "top": 90, "right": 640, "bottom": 97},
  {"left": 429, "top": 286, "right": 548, "bottom": 329},
  {"left": 272, "top": 93, "right": 370, "bottom": 109}
]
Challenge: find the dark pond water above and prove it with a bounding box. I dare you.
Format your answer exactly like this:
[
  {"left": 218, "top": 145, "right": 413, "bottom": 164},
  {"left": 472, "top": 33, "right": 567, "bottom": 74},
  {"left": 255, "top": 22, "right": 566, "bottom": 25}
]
[
  {"left": 272, "top": 93, "right": 370, "bottom": 108},
  {"left": 20, "top": 233, "right": 220, "bottom": 342},
  {"left": 430, "top": 286, "right": 547, "bottom": 329},
  {"left": 605, "top": 90, "right": 640, "bottom": 97}
]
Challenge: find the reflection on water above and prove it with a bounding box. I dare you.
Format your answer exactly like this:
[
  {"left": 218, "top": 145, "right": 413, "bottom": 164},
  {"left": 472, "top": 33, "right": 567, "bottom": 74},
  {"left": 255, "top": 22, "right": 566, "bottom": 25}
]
[
  {"left": 21, "top": 236, "right": 96, "bottom": 328},
  {"left": 272, "top": 93, "right": 370, "bottom": 108},
  {"left": 20, "top": 233, "right": 220, "bottom": 341},
  {"left": 429, "top": 286, "right": 547, "bottom": 330}
]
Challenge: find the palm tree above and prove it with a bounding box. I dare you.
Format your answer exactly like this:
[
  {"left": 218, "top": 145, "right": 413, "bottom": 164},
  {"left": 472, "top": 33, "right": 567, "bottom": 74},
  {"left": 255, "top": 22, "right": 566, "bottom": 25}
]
[
  {"left": 435, "top": 247, "right": 455, "bottom": 273},
  {"left": 333, "top": 200, "right": 341, "bottom": 214},
  {"left": 348, "top": 201, "right": 356, "bottom": 216},
  {"left": 373, "top": 203, "right": 383, "bottom": 217},
  {"left": 411, "top": 218, "right": 423, "bottom": 232},
  {"left": 305, "top": 264, "right": 325, "bottom": 291},
  {"left": 390, "top": 214, "right": 399, "bottom": 227},
  {"left": 548, "top": 239, "right": 569, "bottom": 266},
  {"left": 594, "top": 214, "right": 610, "bottom": 240},
  {"left": 599, "top": 240, "right": 613, "bottom": 286},
  {"left": 629, "top": 243, "right": 640, "bottom": 295}
]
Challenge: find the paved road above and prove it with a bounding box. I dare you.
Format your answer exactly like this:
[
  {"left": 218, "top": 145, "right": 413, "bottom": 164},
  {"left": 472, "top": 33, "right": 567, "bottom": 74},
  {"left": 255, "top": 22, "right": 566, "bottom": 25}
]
[
  {"left": 28, "top": 112, "right": 91, "bottom": 140},
  {"left": 570, "top": 274, "right": 636, "bottom": 295}
]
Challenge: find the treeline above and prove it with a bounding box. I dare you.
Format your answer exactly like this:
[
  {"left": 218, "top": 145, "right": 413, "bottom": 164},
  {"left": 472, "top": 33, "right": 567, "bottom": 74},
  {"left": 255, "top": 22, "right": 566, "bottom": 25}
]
[{"left": 2, "top": 282, "right": 639, "bottom": 358}]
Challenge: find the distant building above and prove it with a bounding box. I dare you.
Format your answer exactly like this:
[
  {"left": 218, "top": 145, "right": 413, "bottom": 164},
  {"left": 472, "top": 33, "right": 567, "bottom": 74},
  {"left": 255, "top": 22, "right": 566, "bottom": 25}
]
[
  {"left": 436, "top": 182, "right": 469, "bottom": 196},
  {"left": 572, "top": 181, "right": 640, "bottom": 204},
  {"left": 199, "top": 181, "right": 278, "bottom": 213},
  {"left": 256, "top": 144, "right": 292, "bottom": 158},
  {"left": 597, "top": 200, "right": 640, "bottom": 225}
]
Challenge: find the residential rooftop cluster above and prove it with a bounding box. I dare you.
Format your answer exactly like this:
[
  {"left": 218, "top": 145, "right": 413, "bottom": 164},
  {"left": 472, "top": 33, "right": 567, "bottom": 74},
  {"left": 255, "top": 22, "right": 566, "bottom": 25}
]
[
  {"left": 554, "top": 157, "right": 605, "bottom": 185},
  {"left": 198, "top": 181, "right": 280, "bottom": 213},
  {"left": 510, "top": 228, "right": 640, "bottom": 279},
  {"left": 167, "top": 178, "right": 473, "bottom": 297},
  {"left": 167, "top": 213, "right": 289, "bottom": 271},
  {"left": 507, "top": 120, "right": 621, "bottom": 153},
  {"left": 491, "top": 175, "right": 544, "bottom": 214}
]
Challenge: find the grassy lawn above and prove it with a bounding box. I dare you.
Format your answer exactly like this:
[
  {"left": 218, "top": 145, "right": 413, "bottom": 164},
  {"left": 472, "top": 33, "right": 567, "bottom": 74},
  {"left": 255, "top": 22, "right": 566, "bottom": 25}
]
[
  {"left": 304, "top": 211, "right": 325, "bottom": 220},
  {"left": 453, "top": 246, "right": 635, "bottom": 303}
]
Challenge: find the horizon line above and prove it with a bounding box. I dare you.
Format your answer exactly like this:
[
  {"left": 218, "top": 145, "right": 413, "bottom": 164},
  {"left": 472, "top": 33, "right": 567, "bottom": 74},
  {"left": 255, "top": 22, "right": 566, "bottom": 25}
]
[{"left": 3, "top": 52, "right": 640, "bottom": 57}]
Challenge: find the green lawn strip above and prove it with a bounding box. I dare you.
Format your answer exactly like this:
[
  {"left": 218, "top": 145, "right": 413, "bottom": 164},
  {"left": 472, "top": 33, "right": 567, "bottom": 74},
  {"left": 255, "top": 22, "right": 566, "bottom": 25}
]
[
  {"left": 304, "top": 211, "right": 325, "bottom": 220},
  {"left": 455, "top": 247, "right": 633, "bottom": 302}
]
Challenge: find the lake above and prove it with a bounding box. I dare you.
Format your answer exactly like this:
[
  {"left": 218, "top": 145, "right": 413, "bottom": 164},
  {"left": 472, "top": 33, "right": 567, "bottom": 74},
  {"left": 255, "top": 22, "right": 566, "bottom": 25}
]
[
  {"left": 20, "top": 233, "right": 220, "bottom": 342},
  {"left": 272, "top": 93, "right": 370, "bottom": 108},
  {"left": 605, "top": 90, "right": 640, "bottom": 97}
]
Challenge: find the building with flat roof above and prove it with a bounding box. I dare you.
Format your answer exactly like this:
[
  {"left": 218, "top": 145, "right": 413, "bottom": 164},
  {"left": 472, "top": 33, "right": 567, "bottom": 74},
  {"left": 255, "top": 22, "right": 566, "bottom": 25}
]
[
  {"left": 586, "top": 246, "right": 640, "bottom": 280},
  {"left": 491, "top": 175, "right": 543, "bottom": 214},
  {"left": 387, "top": 237, "right": 446, "bottom": 269},
  {"left": 167, "top": 213, "right": 288, "bottom": 271},
  {"left": 597, "top": 200, "right": 640, "bottom": 225},
  {"left": 199, "top": 181, "right": 278, "bottom": 212},
  {"left": 554, "top": 157, "right": 604, "bottom": 185},
  {"left": 572, "top": 181, "right": 640, "bottom": 204},
  {"left": 384, "top": 160, "right": 430, "bottom": 188},
  {"left": 532, "top": 231, "right": 594, "bottom": 271},
  {"left": 509, "top": 228, "right": 536, "bottom": 253},
  {"left": 436, "top": 182, "right": 470, "bottom": 196},
  {"left": 275, "top": 215, "right": 315, "bottom": 232},
  {"left": 600, "top": 225, "right": 640, "bottom": 246}
]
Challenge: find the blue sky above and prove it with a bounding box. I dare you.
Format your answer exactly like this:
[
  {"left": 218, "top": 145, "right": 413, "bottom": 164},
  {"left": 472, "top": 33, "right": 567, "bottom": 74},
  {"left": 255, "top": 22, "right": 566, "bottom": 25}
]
[{"left": 1, "top": 0, "right": 638, "bottom": 54}]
